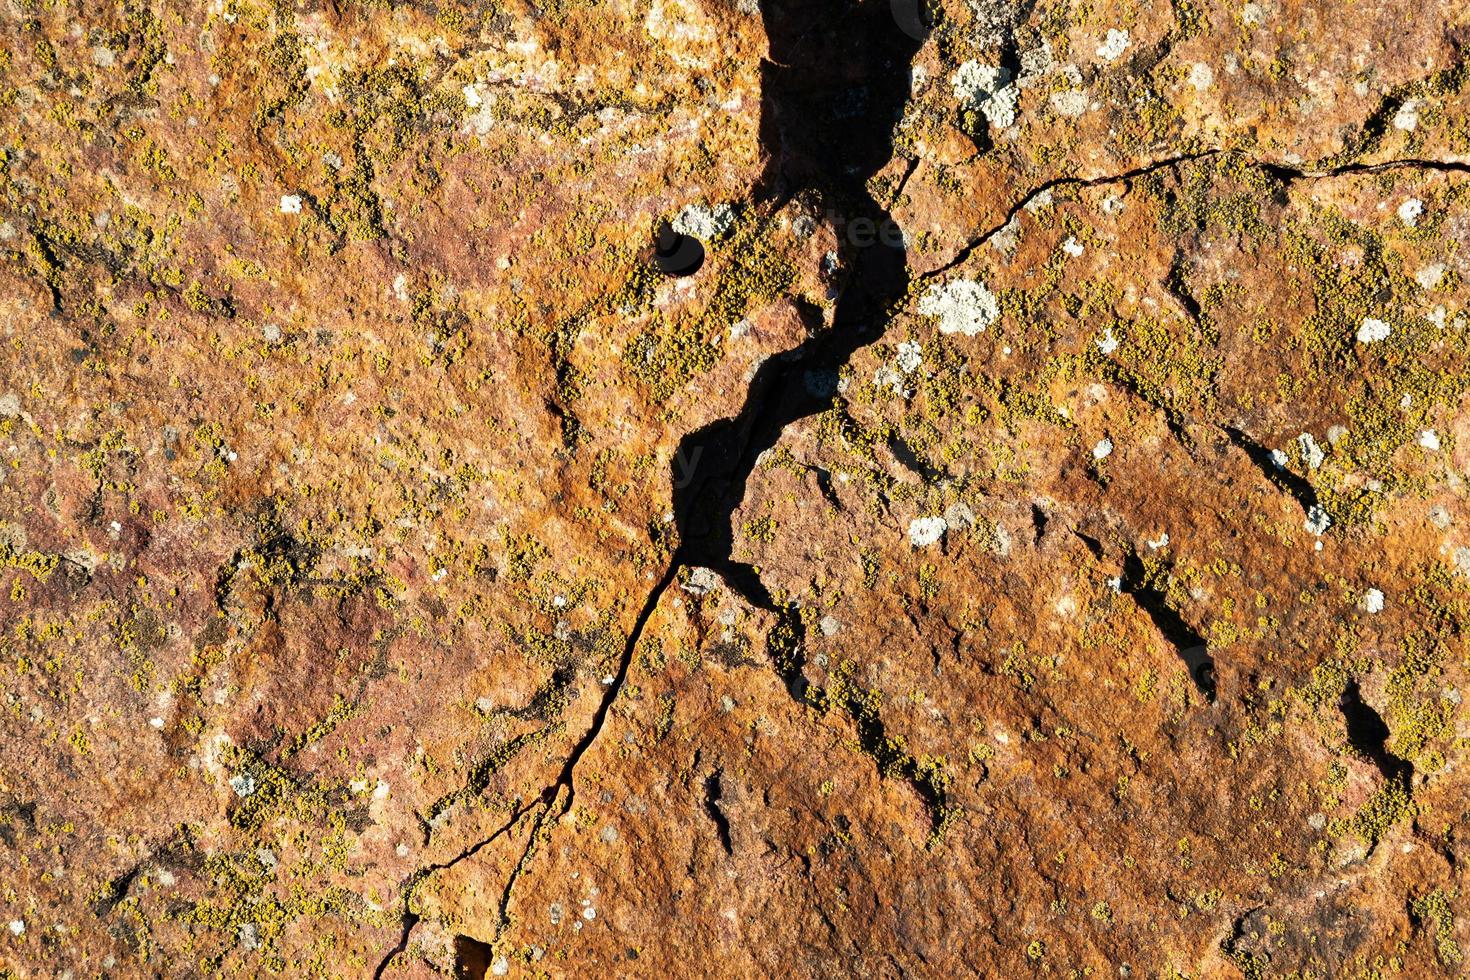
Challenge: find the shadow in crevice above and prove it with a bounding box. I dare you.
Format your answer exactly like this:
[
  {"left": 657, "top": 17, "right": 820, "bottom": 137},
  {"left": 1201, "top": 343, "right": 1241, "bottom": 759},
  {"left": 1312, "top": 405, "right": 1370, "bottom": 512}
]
[
  {"left": 1119, "top": 550, "right": 1217, "bottom": 702},
  {"left": 702, "top": 768, "right": 734, "bottom": 855},
  {"left": 670, "top": 1, "right": 926, "bottom": 596},
  {"left": 1223, "top": 425, "right": 1322, "bottom": 517},
  {"left": 452, "top": 934, "right": 492, "bottom": 979},
  {"left": 1341, "top": 679, "right": 1412, "bottom": 788}
]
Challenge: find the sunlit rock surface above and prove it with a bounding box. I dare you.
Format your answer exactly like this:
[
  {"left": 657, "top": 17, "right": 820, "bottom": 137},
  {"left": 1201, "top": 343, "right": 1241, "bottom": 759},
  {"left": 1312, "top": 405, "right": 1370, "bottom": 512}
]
[{"left": 1, "top": 0, "right": 1468, "bottom": 976}]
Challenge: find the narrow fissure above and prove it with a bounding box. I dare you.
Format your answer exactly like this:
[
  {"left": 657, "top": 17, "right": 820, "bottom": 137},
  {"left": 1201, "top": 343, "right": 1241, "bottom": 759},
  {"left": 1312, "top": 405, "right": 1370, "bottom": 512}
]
[
  {"left": 703, "top": 770, "right": 734, "bottom": 855},
  {"left": 1223, "top": 425, "right": 1321, "bottom": 517},
  {"left": 1119, "top": 549, "right": 1216, "bottom": 702},
  {"left": 927, "top": 150, "right": 1470, "bottom": 284},
  {"left": 370, "top": 21, "right": 1469, "bottom": 977},
  {"left": 371, "top": 562, "right": 680, "bottom": 977}
]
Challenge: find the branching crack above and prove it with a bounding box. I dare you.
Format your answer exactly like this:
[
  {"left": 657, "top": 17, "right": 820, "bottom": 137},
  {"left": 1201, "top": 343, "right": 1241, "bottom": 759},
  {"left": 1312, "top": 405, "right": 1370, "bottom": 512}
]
[
  {"left": 919, "top": 151, "right": 1225, "bottom": 281},
  {"left": 923, "top": 150, "right": 1470, "bottom": 281},
  {"left": 374, "top": 89, "right": 1470, "bottom": 979},
  {"left": 371, "top": 562, "right": 681, "bottom": 976}
]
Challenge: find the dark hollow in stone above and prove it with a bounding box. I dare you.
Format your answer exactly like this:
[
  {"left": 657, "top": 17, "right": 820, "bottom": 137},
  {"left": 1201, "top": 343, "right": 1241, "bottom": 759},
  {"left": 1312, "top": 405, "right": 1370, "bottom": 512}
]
[
  {"left": 653, "top": 223, "right": 705, "bottom": 277},
  {"left": 452, "top": 934, "right": 493, "bottom": 979},
  {"left": 670, "top": 0, "right": 925, "bottom": 603}
]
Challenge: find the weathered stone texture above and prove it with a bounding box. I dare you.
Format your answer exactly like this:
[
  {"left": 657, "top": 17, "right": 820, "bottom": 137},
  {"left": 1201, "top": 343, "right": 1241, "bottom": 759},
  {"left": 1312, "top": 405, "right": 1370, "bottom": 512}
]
[{"left": 1, "top": 0, "right": 1468, "bottom": 977}]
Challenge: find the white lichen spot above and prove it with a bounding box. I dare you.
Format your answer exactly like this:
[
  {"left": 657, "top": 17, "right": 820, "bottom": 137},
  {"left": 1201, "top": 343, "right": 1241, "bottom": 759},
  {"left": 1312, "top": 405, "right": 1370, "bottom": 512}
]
[
  {"left": 1419, "top": 429, "right": 1441, "bottom": 451},
  {"left": 1146, "top": 532, "right": 1169, "bottom": 551},
  {"left": 944, "top": 502, "right": 976, "bottom": 529},
  {"left": 229, "top": 773, "right": 257, "bottom": 798},
  {"left": 279, "top": 194, "right": 303, "bottom": 214},
  {"left": 681, "top": 566, "right": 720, "bottom": 595},
  {"left": 1357, "top": 317, "right": 1391, "bottom": 344},
  {"left": 895, "top": 341, "right": 923, "bottom": 374},
  {"left": 1397, "top": 198, "right": 1424, "bottom": 227},
  {"left": 909, "top": 65, "right": 928, "bottom": 95},
  {"left": 1270, "top": 448, "right": 1290, "bottom": 468},
  {"left": 951, "top": 62, "right": 1018, "bottom": 128},
  {"left": 1092, "top": 438, "right": 1114, "bottom": 460},
  {"left": 1018, "top": 43, "right": 1054, "bottom": 83},
  {"left": 1096, "top": 327, "right": 1120, "bottom": 355},
  {"left": 1061, "top": 236, "right": 1084, "bottom": 257},
  {"left": 918, "top": 279, "right": 999, "bottom": 336},
  {"left": 1188, "top": 62, "right": 1214, "bottom": 91},
  {"left": 1416, "top": 263, "right": 1445, "bottom": 290},
  {"left": 462, "top": 83, "right": 482, "bottom": 108},
  {"left": 491, "top": 956, "right": 510, "bottom": 977},
  {"left": 818, "top": 615, "right": 841, "bottom": 637},
  {"left": 1304, "top": 505, "right": 1331, "bottom": 536},
  {"left": 1096, "top": 29, "right": 1130, "bottom": 62},
  {"left": 8, "top": 920, "right": 24, "bottom": 936},
  {"left": 908, "top": 516, "right": 948, "bottom": 548},
  {"left": 1050, "top": 89, "right": 1088, "bottom": 117},
  {"left": 989, "top": 215, "right": 1022, "bottom": 255},
  {"left": 672, "top": 202, "right": 735, "bottom": 240},
  {"left": 1297, "top": 432, "right": 1324, "bottom": 470},
  {"left": 872, "top": 365, "right": 908, "bottom": 396},
  {"left": 1360, "top": 588, "right": 1385, "bottom": 614},
  {"left": 1393, "top": 99, "right": 1420, "bottom": 132}
]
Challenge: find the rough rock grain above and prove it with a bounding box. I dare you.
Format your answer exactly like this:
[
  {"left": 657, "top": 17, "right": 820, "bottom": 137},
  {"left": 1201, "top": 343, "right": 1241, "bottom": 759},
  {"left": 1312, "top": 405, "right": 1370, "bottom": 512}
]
[{"left": 1, "top": 0, "right": 1468, "bottom": 977}]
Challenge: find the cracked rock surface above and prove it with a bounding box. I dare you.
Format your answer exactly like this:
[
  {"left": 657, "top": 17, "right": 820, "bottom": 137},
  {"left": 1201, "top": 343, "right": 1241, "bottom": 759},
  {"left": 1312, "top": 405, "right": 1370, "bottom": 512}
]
[{"left": 2, "top": 0, "right": 1470, "bottom": 977}]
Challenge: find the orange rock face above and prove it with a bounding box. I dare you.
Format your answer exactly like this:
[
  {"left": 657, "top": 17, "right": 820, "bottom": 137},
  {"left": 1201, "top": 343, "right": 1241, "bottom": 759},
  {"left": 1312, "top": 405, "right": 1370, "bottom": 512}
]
[{"left": 1, "top": 0, "right": 1469, "bottom": 977}]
